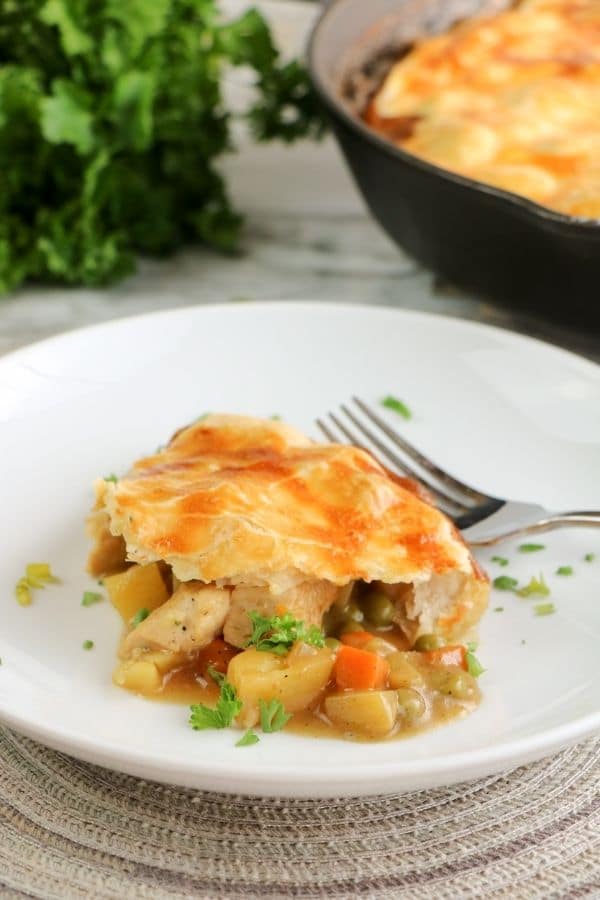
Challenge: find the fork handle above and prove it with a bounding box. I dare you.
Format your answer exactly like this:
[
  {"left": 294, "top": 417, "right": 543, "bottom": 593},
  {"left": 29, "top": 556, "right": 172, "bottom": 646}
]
[{"left": 469, "top": 511, "right": 600, "bottom": 547}]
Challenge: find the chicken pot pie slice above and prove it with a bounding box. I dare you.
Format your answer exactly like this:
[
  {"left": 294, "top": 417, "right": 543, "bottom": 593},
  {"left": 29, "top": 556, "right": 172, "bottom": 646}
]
[{"left": 87, "top": 414, "right": 489, "bottom": 739}]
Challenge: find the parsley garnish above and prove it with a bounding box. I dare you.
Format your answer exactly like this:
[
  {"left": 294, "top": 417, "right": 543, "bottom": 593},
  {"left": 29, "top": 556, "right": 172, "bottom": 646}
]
[
  {"left": 81, "top": 591, "right": 102, "bottom": 607},
  {"left": 130, "top": 608, "right": 150, "bottom": 628},
  {"left": 236, "top": 729, "right": 260, "bottom": 747},
  {"left": 259, "top": 698, "right": 291, "bottom": 732},
  {"left": 491, "top": 556, "right": 509, "bottom": 567},
  {"left": 534, "top": 602, "right": 556, "bottom": 617},
  {"left": 556, "top": 566, "right": 573, "bottom": 576},
  {"left": 381, "top": 395, "right": 412, "bottom": 420},
  {"left": 104, "top": 474, "right": 118, "bottom": 483},
  {"left": 517, "top": 575, "right": 550, "bottom": 598},
  {"left": 465, "top": 643, "right": 485, "bottom": 678},
  {"left": 518, "top": 543, "right": 545, "bottom": 553},
  {"left": 82, "top": 640, "right": 94, "bottom": 650},
  {"left": 189, "top": 676, "right": 242, "bottom": 730},
  {"left": 493, "top": 606, "right": 504, "bottom": 612},
  {"left": 584, "top": 553, "right": 596, "bottom": 562},
  {"left": 246, "top": 611, "right": 325, "bottom": 655},
  {"left": 493, "top": 575, "right": 519, "bottom": 591},
  {"left": 270, "top": 414, "right": 282, "bottom": 421}
]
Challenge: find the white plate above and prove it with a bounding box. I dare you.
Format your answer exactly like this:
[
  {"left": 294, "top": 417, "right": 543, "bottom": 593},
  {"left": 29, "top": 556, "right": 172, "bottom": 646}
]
[{"left": 1, "top": 302, "right": 599, "bottom": 798}]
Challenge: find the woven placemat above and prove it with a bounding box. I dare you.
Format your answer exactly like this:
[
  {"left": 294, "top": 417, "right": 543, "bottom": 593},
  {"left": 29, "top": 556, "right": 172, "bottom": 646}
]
[{"left": 0, "top": 728, "right": 598, "bottom": 899}]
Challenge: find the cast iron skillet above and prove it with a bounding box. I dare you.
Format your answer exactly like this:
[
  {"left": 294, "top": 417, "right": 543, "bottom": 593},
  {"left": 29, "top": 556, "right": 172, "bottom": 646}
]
[{"left": 307, "top": 0, "right": 600, "bottom": 325}]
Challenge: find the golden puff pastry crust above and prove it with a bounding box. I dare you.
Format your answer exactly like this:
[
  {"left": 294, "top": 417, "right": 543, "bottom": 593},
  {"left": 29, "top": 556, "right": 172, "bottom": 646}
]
[{"left": 94, "top": 414, "right": 486, "bottom": 601}]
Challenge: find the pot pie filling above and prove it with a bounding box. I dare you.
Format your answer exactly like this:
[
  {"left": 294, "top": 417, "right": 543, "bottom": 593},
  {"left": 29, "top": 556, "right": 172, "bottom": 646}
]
[
  {"left": 366, "top": 0, "right": 600, "bottom": 219},
  {"left": 88, "top": 414, "right": 489, "bottom": 741}
]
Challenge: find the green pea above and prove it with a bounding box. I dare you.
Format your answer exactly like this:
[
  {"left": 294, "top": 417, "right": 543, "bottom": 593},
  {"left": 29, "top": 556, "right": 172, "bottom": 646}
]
[
  {"left": 361, "top": 590, "right": 396, "bottom": 628},
  {"left": 396, "top": 688, "right": 426, "bottom": 721},
  {"left": 428, "top": 667, "right": 477, "bottom": 701},
  {"left": 339, "top": 618, "right": 365, "bottom": 634},
  {"left": 345, "top": 601, "right": 364, "bottom": 623},
  {"left": 413, "top": 633, "right": 444, "bottom": 652}
]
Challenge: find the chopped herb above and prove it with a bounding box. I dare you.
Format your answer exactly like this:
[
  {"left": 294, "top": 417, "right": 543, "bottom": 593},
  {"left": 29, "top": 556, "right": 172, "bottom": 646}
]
[
  {"left": 16, "top": 562, "right": 60, "bottom": 605},
  {"left": 236, "top": 729, "right": 260, "bottom": 747},
  {"left": 584, "top": 553, "right": 596, "bottom": 562},
  {"left": 26, "top": 563, "right": 60, "bottom": 584},
  {"left": 207, "top": 665, "right": 225, "bottom": 687},
  {"left": 15, "top": 578, "right": 32, "bottom": 607},
  {"left": 493, "top": 606, "right": 504, "bottom": 612},
  {"left": 517, "top": 575, "right": 550, "bottom": 598},
  {"left": 246, "top": 611, "right": 325, "bottom": 655},
  {"left": 521, "top": 639, "right": 526, "bottom": 645},
  {"left": 491, "top": 556, "right": 509, "bottom": 567},
  {"left": 81, "top": 591, "right": 102, "bottom": 607},
  {"left": 259, "top": 698, "right": 291, "bottom": 733},
  {"left": 493, "top": 575, "right": 519, "bottom": 591},
  {"left": 193, "top": 413, "right": 211, "bottom": 423},
  {"left": 518, "top": 543, "right": 546, "bottom": 553},
  {"left": 534, "top": 602, "right": 556, "bottom": 617},
  {"left": 270, "top": 414, "right": 282, "bottom": 421},
  {"left": 556, "top": 566, "right": 574, "bottom": 576},
  {"left": 189, "top": 677, "right": 242, "bottom": 730},
  {"left": 130, "top": 608, "right": 150, "bottom": 628},
  {"left": 465, "top": 648, "right": 485, "bottom": 678},
  {"left": 104, "top": 474, "right": 118, "bottom": 483},
  {"left": 82, "top": 640, "right": 94, "bottom": 650},
  {"left": 381, "top": 395, "right": 412, "bottom": 420}
]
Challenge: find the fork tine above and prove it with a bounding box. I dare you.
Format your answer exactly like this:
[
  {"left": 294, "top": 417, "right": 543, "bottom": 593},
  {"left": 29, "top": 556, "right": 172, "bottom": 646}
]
[
  {"left": 352, "top": 397, "right": 496, "bottom": 505},
  {"left": 315, "top": 418, "right": 337, "bottom": 442},
  {"left": 321, "top": 413, "right": 468, "bottom": 518},
  {"left": 336, "top": 406, "right": 471, "bottom": 516}
]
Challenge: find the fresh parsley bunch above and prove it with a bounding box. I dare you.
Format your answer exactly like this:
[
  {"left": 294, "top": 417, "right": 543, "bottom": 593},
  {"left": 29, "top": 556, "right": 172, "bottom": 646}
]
[{"left": 0, "top": 0, "right": 324, "bottom": 293}]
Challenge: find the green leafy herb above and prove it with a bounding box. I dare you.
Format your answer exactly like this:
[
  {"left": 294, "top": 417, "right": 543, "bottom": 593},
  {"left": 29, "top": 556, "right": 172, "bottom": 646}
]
[
  {"left": 246, "top": 611, "right": 325, "bottom": 655},
  {"left": 381, "top": 395, "right": 412, "bottom": 420},
  {"left": 518, "top": 543, "right": 545, "bottom": 553},
  {"left": 534, "top": 602, "right": 556, "bottom": 617},
  {"left": 493, "top": 606, "right": 504, "bottom": 612},
  {"left": 103, "top": 474, "right": 118, "bottom": 483},
  {"left": 189, "top": 677, "right": 242, "bottom": 730},
  {"left": 82, "top": 639, "right": 94, "bottom": 650},
  {"left": 130, "top": 607, "right": 150, "bottom": 628},
  {"left": 493, "top": 575, "right": 519, "bottom": 591},
  {"left": 81, "top": 590, "right": 102, "bottom": 607},
  {"left": 465, "top": 646, "right": 485, "bottom": 678},
  {"left": 556, "top": 566, "right": 573, "bottom": 576},
  {"left": 491, "top": 556, "right": 509, "bottom": 567},
  {"left": 236, "top": 729, "right": 260, "bottom": 747},
  {"left": 259, "top": 698, "right": 291, "bottom": 733},
  {"left": 517, "top": 574, "right": 550, "bottom": 598},
  {"left": 584, "top": 553, "right": 595, "bottom": 562},
  {"left": 270, "top": 414, "right": 282, "bottom": 421},
  {"left": 0, "top": 2, "right": 324, "bottom": 296}
]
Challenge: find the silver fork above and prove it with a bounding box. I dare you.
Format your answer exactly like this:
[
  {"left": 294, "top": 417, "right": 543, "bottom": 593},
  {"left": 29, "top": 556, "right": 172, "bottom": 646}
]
[{"left": 316, "top": 397, "right": 600, "bottom": 546}]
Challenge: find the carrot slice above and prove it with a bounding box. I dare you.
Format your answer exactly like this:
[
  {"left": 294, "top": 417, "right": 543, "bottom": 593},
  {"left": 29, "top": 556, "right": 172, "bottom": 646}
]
[
  {"left": 334, "top": 645, "right": 390, "bottom": 691},
  {"left": 340, "top": 631, "right": 373, "bottom": 649},
  {"left": 197, "top": 638, "right": 239, "bottom": 675},
  {"left": 423, "top": 645, "right": 467, "bottom": 670}
]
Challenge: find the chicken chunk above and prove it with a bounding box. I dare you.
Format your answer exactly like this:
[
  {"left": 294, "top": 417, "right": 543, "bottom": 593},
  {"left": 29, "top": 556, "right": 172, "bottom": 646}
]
[
  {"left": 223, "top": 580, "right": 341, "bottom": 648},
  {"left": 119, "top": 581, "right": 231, "bottom": 659}
]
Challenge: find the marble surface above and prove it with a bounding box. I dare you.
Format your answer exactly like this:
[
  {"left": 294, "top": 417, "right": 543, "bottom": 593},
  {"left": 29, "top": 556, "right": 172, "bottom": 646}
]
[{"left": 0, "top": 1, "right": 598, "bottom": 364}]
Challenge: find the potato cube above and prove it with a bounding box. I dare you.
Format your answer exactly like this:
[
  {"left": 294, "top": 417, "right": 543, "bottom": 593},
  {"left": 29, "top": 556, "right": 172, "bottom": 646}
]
[
  {"left": 104, "top": 563, "right": 169, "bottom": 623},
  {"left": 113, "top": 660, "right": 162, "bottom": 694},
  {"left": 227, "top": 643, "right": 335, "bottom": 727},
  {"left": 325, "top": 690, "right": 399, "bottom": 737}
]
